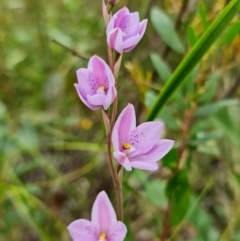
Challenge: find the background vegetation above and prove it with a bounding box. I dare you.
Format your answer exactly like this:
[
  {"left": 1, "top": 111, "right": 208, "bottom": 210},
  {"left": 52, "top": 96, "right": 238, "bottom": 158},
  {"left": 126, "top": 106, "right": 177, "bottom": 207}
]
[{"left": 0, "top": 0, "right": 240, "bottom": 240}]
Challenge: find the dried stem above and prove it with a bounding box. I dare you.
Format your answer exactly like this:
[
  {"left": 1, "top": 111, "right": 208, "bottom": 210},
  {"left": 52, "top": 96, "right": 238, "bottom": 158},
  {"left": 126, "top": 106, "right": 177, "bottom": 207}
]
[
  {"left": 160, "top": 204, "right": 170, "bottom": 241},
  {"left": 51, "top": 38, "right": 89, "bottom": 60}
]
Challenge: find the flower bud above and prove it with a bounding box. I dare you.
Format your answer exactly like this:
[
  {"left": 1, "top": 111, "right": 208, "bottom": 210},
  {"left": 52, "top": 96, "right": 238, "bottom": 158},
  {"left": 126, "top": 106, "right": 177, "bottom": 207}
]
[{"left": 106, "top": 7, "right": 148, "bottom": 53}]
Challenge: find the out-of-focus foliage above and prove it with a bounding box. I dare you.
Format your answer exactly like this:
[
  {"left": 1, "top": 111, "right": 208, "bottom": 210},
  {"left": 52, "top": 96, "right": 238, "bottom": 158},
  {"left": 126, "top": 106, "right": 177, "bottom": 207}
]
[{"left": 0, "top": 0, "right": 240, "bottom": 241}]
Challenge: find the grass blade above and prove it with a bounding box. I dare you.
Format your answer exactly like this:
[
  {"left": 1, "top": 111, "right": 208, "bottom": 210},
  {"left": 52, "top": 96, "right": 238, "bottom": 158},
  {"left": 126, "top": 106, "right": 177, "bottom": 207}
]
[{"left": 146, "top": 0, "right": 240, "bottom": 121}]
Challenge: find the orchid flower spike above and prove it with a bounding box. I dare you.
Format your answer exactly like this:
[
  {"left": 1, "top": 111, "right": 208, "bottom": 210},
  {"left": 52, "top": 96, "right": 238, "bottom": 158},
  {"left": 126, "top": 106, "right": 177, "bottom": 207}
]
[
  {"left": 74, "top": 55, "right": 117, "bottom": 110},
  {"left": 112, "top": 104, "right": 174, "bottom": 171},
  {"left": 106, "top": 7, "right": 148, "bottom": 54},
  {"left": 68, "top": 191, "right": 127, "bottom": 241}
]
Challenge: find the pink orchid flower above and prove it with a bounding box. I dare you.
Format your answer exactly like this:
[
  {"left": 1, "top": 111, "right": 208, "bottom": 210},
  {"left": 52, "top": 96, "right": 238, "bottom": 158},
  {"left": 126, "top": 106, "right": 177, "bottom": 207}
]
[
  {"left": 68, "top": 191, "right": 127, "bottom": 241},
  {"left": 106, "top": 7, "right": 148, "bottom": 53},
  {"left": 74, "top": 55, "right": 117, "bottom": 110},
  {"left": 112, "top": 104, "right": 174, "bottom": 171}
]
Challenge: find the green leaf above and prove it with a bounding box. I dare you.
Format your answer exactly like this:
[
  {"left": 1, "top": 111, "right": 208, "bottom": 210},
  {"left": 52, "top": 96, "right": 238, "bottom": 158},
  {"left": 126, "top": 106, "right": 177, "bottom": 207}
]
[
  {"left": 198, "top": 72, "right": 220, "bottom": 103},
  {"left": 166, "top": 170, "right": 190, "bottom": 225},
  {"left": 199, "top": 2, "right": 209, "bottom": 30},
  {"left": 150, "top": 53, "right": 171, "bottom": 82},
  {"left": 212, "top": 107, "right": 240, "bottom": 148},
  {"left": 161, "top": 148, "right": 178, "bottom": 170},
  {"left": 150, "top": 8, "right": 185, "bottom": 54},
  {"left": 218, "top": 21, "right": 240, "bottom": 45},
  {"left": 146, "top": 0, "right": 240, "bottom": 121},
  {"left": 145, "top": 180, "right": 167, "bottom": 207},
  {"left": 194, "top": 99, "right": 239, "bottom": 116},
  {"left": 187, "top": 26, "right": 198, "bottom": 47}
]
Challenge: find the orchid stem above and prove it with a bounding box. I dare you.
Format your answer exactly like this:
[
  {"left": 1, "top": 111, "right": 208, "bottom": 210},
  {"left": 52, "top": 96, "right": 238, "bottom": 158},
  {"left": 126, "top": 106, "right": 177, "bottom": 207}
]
[
  {"left": 105, "top": 9, "right": 123, "bottom": 221},
  {"left": 116, "top": 166, "right": 123, "bottom": 221}
]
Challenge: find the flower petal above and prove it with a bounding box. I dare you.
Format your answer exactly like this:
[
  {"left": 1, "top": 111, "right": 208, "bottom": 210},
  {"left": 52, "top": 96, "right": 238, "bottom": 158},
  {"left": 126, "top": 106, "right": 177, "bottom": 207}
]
[
  {"left": 130, "top": 161, "right": 158, "bottom": 171},
  {"left": 138, "top": 19, "right": 148, "bottom": 38},
  {"left": 113, "top": 151, "right": 132, "bottom": 171},
  {"left": 74, "top": 84, "right": 99, "bottom": 110},
  {"left": 131, "top": 140, "right": 174, "bottom": 164},
  {"left": 88, "top": 55, "right": 109, "bottom": 87},
  {"left": 76, "top": 69, "right": 97, "bottom": 94},
  {"left": 91, "top": 191, "right": 117, "bottom": 234},
  {"left": 103, "top": 85, "right": 117, "bottom": 110},
  {"left": 107, "top": 7, "right": 129, "bottom": 35},
  {"left": 119, "top": 12, "right": 140, "bottom": 39},
  {"left": 130, "top": 122, "right": 163, "bottom": 154},
  {"left": 107, "top": 28, "right": 124, "bottom": 54},
  {"left": 108, "top": 221, "right": 127, "bottom": 241},
  {"left": 113, "top": 104, "right": 136, "bottom": 147},
  {"left": 122, "top": 35, "right": 141, "bottom": 52},
  {"left": 67, "top": 219, "right": 98, "bottom": 241},
  {"left": 87, "top": 94, "right": 106, "bottom": 107}
]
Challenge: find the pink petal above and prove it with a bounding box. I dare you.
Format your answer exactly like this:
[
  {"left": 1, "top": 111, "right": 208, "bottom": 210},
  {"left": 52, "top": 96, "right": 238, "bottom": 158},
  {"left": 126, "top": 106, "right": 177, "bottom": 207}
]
[
  {"left": 103, "top": 85, "right": 117, "bottom": 110},
  {"left": 119, "top": 12, "right": 140, "bottom": 39},
  {"left": 113, "top": 151, "right": 132, "bottom": 171},
  {"left": 129, "top": 122, "right": 163, "bottom": 154},
  {"left": 67, "top": 219, "right": 98, "bottom": 241},
  {"left": 91, "top": 191, "right": 117, "bottom": 234},
  {"left": 131, "top": 140, "right": 174, "bottom": 163},
  {"left": 87, "top": 94, "right": 106, "bottom": 107},
  {"left": 88, "top": 55, "right": 109, "bottom": 87},
  {"left": 112, "top": 129, "right": 121, "bottom": 152},
  {"left": 107, "top": 28, "right": 124, "bottom": 54},
  {"left": 107, "top": 7, "right": 129, "bottom": 35},
  {"left": 122, "top": 35, "right": 141, "bottom": 52},
  {"left": 76, "top": 69, "right": 97, "bottom": 95},
  {"left": 138, "top": 19, "right": 148, "bottom": 38},
  {"left": 130, "top": 161, "right": 159, "bottom": 171},
  {"left": 105, "top": 68, "right": 115, "bottom": 86},
  {"left": 74, "top": 84, "right": 99, "bottom": 110},
  {"left": 108, "top": 221, "right": 127, "bottom": 241},
  {"left": 122, "top": 19, "right": 148, "bottom": 52},
  {"left": 113, "top": 104, "right": 136, "bottom": 147}
]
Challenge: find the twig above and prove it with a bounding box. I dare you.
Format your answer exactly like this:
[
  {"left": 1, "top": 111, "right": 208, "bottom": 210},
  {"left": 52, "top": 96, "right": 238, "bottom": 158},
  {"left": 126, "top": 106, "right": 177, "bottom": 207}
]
[
  {"left": 51, "top": 38, "right": 89, "bottom": 60},
  {"left": 160, "top": 204, "right": 170, "bottom": 241}
]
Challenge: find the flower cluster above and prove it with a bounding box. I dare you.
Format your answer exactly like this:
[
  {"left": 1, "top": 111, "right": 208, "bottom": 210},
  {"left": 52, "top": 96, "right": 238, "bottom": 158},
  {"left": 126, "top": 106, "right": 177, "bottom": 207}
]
[{"left": 69, "top": 1, "right": 174, "bottom": 240}]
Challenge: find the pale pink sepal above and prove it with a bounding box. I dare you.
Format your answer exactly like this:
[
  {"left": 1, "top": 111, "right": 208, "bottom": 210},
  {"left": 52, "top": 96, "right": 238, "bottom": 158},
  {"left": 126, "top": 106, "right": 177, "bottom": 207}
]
[{"left": 91, "top": 191, "right": 117, "bottom": 233}]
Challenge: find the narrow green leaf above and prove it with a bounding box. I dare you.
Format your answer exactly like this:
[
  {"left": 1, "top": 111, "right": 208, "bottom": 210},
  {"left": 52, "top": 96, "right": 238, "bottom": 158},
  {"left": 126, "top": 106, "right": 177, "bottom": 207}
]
[
  {"left": 166, "top": 170, "right": 190, "bottom": 225},
  {"left": 150, "top": 8, "right": 185, "bottom": 54},
  {"left": 150, "top": 53, "right": 171, "bottom": 82},
  {"left": 146, "top": 0, "right": 240, "bottom": 121},
  {"left": 199, "top": 2, "right": 209, "bottom": 30},
  {"left": 198, "top": 72, "right": 220, "bottom": 103},
  {"left": 187, "top": 26, "right": 198, "bottom": 47},
  {"left": 194, "top": 99, "right": 239, "bottom": 116},
  {"left": 218, "top": 21, "right": 240, "bottom": 45},
  {"left": 212, "top": 107, "right": 240, "bottom": 148}
]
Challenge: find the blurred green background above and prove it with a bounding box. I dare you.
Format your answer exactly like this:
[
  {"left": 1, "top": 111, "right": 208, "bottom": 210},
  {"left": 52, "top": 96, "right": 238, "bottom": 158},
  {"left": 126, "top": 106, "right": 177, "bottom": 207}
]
[{"left": 0, "top": 0, "right": 240, "bottom": 240}]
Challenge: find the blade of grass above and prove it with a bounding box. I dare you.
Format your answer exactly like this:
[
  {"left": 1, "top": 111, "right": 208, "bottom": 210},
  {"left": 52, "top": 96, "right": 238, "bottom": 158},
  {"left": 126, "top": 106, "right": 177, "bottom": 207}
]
[{"left": 146, "top": 0, "right": 240, "bottom": 121}]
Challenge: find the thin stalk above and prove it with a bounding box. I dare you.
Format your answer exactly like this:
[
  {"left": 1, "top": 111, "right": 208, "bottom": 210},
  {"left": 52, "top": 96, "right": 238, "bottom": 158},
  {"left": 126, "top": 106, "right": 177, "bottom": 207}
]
[
  {"left": 51, "top": 38, "right": 89, "bottom": 60},
  {"left": 116, "top": 166, "right": 123, "bottom": 221},
  {"left": 105, "top": 8, "right": 123, "bottom": 221}
]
